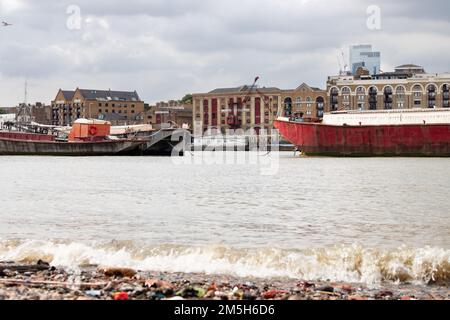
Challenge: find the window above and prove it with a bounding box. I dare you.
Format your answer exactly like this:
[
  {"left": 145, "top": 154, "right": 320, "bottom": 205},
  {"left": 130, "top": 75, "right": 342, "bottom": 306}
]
[
  {"left": 384, "top": 86, "right": 393, "bottom": 110},
  {"left": 306, "top": 97, "right": 312, "bottom": 114},
  {"left": 396, "top": 86, "right": 405, "bottom": 102},
  {"left": 284, "top": 98, "right": 293, "bottom": 116},
  {"left": 330, "top": 87, "right": 339, "bottom": 111},
  {"left": 295, "top": 97, "right": 302, "bottom": 109},
  {"left": 443, "top": 84, "right": 450, "bottom": 108},
  {"left": 369, "top": 87, "right": 378, "bottom": 110},
  {"left": 427, "top": 85, "right": 437, "bottom": 108},
  {"left": 356, "top": 87, "right": 365, "bottom": 109},
  {"left": 412, "top": 85, "right": 422, "bottom": 108}
]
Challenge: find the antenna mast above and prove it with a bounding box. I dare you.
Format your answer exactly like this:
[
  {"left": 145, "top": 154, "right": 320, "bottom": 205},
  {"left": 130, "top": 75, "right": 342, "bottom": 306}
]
[{"left": 24, "top": 80, "right": 28, "bottom": 105}]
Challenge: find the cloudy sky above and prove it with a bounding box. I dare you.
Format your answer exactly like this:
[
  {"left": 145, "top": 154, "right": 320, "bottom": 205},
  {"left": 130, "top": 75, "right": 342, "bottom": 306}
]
[{"left": 0, "top": 0, "right": 449, "bottom": 106}]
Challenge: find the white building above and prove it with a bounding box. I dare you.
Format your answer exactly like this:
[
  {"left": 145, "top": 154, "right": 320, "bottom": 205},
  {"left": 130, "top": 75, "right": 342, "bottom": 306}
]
[{"left": 0, "top": 114, "right": 15, "bottom": 125}]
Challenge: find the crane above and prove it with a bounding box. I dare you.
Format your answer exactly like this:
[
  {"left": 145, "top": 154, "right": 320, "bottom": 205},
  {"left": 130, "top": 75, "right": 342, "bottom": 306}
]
[
  {"left": 226, "top": 77, "right": 273, "bottom": 130},
  {"left": 337, "top": 49, "right": 349, "bottom": 75},
  {"left": 341, "top": 49, "right": 348, "bottom": 73}
]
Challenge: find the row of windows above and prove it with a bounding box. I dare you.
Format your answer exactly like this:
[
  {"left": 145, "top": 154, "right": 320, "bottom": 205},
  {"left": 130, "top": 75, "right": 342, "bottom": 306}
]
[
  {"left": 98, "top": 103, "right": 136, "bottom": 108},
  {"left": 331, "top": 84, "right": 450, "bottom": 95},
  {"left": 98, "top": 109, "right": 135, "bottom": 114},
  {"left": 336, "top": 94, "right": 435, "bottom": 101},
  {"left": 53, "top": 103, "right": 137, "bottom": 108},
  {"left": 334, "top": 101, "right": 448, "bottom": 111}
]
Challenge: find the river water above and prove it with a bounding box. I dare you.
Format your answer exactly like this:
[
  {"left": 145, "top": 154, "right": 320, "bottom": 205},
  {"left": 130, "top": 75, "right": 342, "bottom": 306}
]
[{"left": 0, "top": 154, "right": 448, "bottom": 286}]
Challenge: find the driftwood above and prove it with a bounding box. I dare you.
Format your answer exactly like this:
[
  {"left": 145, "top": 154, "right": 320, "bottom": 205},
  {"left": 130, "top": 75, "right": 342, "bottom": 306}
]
[
  {"left": 0, "top": 278, "right": 108, "bottom": 288},
  {"left": 0, "top": 261, "right": 51, "bottom": 274}
]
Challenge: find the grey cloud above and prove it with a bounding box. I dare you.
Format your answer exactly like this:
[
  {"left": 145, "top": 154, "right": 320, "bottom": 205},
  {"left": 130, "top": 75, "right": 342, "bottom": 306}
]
[{"left": 0, "top": 0, "right": 449, "bottom": 107}]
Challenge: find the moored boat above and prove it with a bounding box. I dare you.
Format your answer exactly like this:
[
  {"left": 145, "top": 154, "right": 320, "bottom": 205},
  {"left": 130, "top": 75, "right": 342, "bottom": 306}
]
[
  {"left": 0, "top": 119, "right": 144, "bottom": 156},
  {"left": 274, "top": 108, "right": 450, "bottom": 157}
]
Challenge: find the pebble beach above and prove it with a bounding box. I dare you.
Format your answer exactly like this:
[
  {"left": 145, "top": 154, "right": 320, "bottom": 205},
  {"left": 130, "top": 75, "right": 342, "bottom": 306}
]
[{"left": 0, "top": 261, "right": 448, "bottom": 301}]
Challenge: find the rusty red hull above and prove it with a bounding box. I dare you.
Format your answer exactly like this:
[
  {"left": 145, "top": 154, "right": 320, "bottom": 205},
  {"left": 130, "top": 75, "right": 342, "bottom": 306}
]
[
  {"left": 274, "top": 120, "right": 450, "bottom": 157},
  {"left": 0, "top": 132, "right": 144, "bottom": 156}
]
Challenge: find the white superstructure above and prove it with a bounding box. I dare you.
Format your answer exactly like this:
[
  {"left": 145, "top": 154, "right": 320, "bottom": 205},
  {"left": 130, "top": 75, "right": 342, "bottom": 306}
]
[{"left": 323, "top": 109, "right": 450, "bottom": 126}]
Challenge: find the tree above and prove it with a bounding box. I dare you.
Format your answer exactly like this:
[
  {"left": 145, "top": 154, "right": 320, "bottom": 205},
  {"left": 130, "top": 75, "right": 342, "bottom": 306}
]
[
  {"left": 180, "top": 94, "right": 193, "bottom": 105},
  {"left": 0, "top": 108, "right": 7, "bottom": 115}
]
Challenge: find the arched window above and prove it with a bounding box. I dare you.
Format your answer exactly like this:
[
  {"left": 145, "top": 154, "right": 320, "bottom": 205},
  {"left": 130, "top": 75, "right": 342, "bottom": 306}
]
[
  {"left": 384, "top": 86, "right": 393, "bottom": 110},
  {"left": 284, "top": 97, "right": 293, "bottom": 117},
  {"left": 412, "top": 85, "right": 423, "bottom": 108},
  {"left": 369, "top": 87, "right": 378, "bottom": 110},
  {"left": 396, "top": 86, "right": 406, "bottom": 109},
  {"left": 341, "top": 87, "right": 351, "bottom": 108},
  {"left": 356, "top": 87, "right": 366, "bottom": 110},
  {"left": 330, "top": 87, "right": 339, "bottom": 111},
  {"left": 443, "top": 84, "right": 450, "bottom": 108},
  {"left": 427, "top": 84, "right": 437, "bottom": 108},
  {"left": 316, "top": 97, "right": 325, "bottom": 118}
]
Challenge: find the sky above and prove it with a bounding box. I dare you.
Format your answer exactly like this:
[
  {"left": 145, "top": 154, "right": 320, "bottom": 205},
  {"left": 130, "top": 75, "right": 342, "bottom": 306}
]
[{"left": 0, "top": 0, "right": 449, "bottom": 107}]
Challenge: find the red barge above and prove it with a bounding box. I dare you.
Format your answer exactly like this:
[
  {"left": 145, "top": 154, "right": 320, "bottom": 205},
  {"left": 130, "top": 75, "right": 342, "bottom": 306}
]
[{"left": 274, "top": 109, "right": 450, "bottom": 157}]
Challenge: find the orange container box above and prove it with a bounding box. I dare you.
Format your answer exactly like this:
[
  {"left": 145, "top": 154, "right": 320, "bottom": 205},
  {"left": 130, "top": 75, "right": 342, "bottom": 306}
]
[{"left": 68, "top": 119, "right": 111, "bottom": 142}]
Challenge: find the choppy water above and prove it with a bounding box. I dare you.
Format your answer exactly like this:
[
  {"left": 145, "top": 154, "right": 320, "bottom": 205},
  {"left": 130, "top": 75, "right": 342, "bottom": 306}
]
[{"left": 0, "top": 154, "right": 449, "bottom": 286}]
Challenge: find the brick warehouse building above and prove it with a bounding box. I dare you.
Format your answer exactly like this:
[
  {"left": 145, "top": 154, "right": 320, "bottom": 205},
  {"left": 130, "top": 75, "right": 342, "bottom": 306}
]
[
  {"left": 326, "top": 64, "right": 450, "bottom": 112},
  {"left": 144, "top": 100, "right": 193, "bottom": 130},
  {"left": 281, "top": 83, "right": 327, "bottom": 119},
  {"left": 192, "top": 85, "right": 282, "bottom": 134},
  {"left": 51, "top": 88, "right": 145, "bottom": 126},
  {"left": 192, "top": 83, "right": 326, "bottom": 134}
]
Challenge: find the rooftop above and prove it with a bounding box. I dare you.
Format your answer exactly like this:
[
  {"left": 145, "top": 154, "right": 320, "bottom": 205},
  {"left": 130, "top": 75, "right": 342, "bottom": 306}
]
[
  {"left": 61, "top": 90, "right": 75, "bottom": 100},
  {"left": 208, "top": 85, "right": 281, "bottom": 95},
  {"left": 78, "top": 89, "right": 141, "bottom": 102},
  {"left": 395, "top": 64, "right": 423, "bottom": 69}
]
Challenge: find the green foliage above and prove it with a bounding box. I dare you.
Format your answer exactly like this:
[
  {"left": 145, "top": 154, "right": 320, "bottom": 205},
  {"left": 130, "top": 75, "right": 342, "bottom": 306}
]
[{"left": 180, "top": 94, "right": 193, "bottom": 105}]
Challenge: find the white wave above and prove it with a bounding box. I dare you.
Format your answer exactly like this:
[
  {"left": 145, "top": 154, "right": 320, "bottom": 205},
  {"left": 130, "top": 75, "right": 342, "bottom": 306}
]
[{"left": 0, "top": 240, "right": 448, "bottom": 286}]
